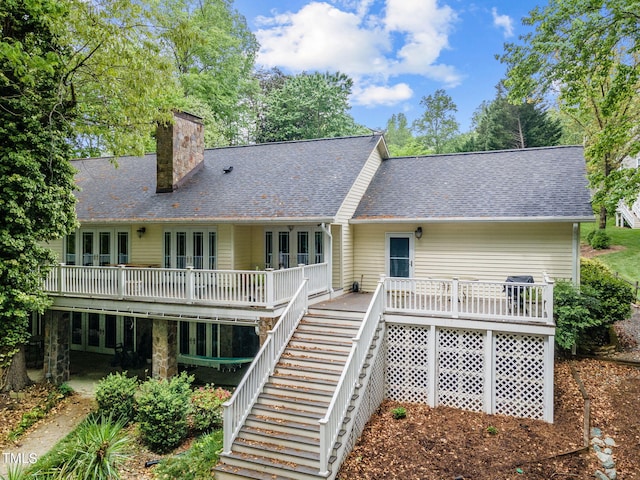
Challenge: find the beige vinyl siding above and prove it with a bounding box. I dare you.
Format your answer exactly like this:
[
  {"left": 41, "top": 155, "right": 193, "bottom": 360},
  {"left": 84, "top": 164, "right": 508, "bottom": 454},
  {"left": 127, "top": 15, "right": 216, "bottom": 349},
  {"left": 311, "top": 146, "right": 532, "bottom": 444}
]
[
  {"left": 131, "top": 224, "right": 162, "bottom": 265},
  {"left": 341, "top": 224, "right": 354, "bottom": 291},
  {"left": 353, "top": 222, "right": 576, "bottom": 292},
  {"left": 331, "top": 224, "right": 342, "bottom": 291},
  {"left": 216, "top": 224, "right": 234, "bottom": 270},
  {"left": 44, "top": 239, "right": 64, "bottom": 263},
  {"left": 233, "top": 225, "right": 253, "bottom": 270},
  {"left": 335, "top": 145, "right": 384, "bottom": 223}
]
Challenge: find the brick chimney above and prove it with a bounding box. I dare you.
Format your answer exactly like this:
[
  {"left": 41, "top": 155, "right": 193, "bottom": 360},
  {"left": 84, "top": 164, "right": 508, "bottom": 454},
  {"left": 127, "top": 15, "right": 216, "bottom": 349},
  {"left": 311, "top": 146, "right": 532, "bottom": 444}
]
[{"left": 156, "top": 111, "right": 204, "bottom": 193}]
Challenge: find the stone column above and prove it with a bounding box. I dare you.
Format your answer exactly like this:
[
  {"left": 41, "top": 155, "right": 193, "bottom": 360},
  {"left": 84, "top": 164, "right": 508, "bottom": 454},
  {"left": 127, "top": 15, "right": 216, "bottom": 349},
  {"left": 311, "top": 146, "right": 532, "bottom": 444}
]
[
  {"left": 258, "top": 317, "right": 276, "bottom": 346},
  {"left": 152, "top": 318, "right": 178, "bottom": 379},
  {"left": 43, "top": 311, "right": 70, "bottom": 385}
]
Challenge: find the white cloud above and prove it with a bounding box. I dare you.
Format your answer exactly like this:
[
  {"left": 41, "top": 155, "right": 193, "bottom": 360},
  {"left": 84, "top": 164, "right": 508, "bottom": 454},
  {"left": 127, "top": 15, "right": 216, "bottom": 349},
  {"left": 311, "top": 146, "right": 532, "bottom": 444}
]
[
  {"left": 352, "top": 83, "right": 413, "bottom": 106},
  {"left": 491, "top": 7, "right": 514, "bottom": 38},
  {"left": 253, "top": 0, "right": 462, "bottom": 108}
]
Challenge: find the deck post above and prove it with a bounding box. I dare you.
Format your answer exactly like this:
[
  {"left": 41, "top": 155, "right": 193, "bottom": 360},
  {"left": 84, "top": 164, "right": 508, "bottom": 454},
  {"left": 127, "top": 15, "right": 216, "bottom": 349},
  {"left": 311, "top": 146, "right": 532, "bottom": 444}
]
[
  {"left": 186, "top": 266, "right": 194, "bottom": 303},
  {"left": 265, "top": 269, "right": 275, "bottom": 309},
  {"left": 117, "top": 265, "right": 126, "bottom": 299},
  {"left": 57, "top": 263, "right": 64, "bottom": 294}
]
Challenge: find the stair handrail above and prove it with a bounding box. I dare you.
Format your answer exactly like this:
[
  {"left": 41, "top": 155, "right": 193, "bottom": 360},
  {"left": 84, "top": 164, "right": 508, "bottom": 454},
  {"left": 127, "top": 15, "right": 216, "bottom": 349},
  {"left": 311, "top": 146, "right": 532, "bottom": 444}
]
[
  {"left": 221, "top": 278, "right": 309, "bottom": 454},
  {"left": 318, "top": 277, "right": 385, "bottom": 476}
]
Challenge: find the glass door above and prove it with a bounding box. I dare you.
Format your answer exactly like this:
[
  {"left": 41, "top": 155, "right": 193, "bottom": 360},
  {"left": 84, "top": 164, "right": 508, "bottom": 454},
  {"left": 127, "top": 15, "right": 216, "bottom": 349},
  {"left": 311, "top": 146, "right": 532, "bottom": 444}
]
[
  {"left": 71, "top": 313, "right": 129, "bottom": 354},
  {"left": 165, "top": 229, "right": 215, "bottom": 269},
  {"left": 74, "top": 229, "right": 128, "bottom": 266},
  {"left": 387, "top": 234, "right": 414, "bottom": 278},
  {"left": 178, "top": 321, "right": 219, "bottom": 358}
]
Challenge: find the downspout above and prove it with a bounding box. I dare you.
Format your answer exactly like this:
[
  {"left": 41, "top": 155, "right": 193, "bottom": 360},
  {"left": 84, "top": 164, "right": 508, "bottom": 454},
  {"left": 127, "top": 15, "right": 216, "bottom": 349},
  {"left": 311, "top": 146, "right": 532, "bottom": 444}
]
[
  {"left": 320, "top": 223, "right": 334, "bottom": 294},
  {"left": 572, "top": 223, "right": 580, "bottom": 285}
]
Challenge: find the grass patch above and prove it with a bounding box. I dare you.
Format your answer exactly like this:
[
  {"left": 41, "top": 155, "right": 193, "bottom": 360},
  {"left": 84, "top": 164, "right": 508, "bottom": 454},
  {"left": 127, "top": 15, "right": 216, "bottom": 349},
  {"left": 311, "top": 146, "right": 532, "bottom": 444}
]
[
  {"left": 581, "top": 221, "right": 640, "bottom": 297},
  {"left": 152, "top": 430, "right": 224, "bottom": 480}
]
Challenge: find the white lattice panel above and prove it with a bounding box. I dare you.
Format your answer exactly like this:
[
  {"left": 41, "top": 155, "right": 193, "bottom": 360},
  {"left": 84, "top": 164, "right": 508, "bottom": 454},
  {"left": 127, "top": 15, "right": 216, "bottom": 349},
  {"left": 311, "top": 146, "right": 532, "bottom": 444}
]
[
  {"left": 385, "top": 324, "right": 431, "bottom": 402},
  {"left": 494, "top": 333, "right": 546, "bottom": 419},
  {"left": 437, "top": 328, "right": 485, "bottom": 412}
]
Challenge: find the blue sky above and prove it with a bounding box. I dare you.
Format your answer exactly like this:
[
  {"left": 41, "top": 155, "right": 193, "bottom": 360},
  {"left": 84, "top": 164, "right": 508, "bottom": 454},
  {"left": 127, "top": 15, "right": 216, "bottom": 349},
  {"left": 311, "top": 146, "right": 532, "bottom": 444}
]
[{"left": 232, "top": 0, "right": 543, "bottom": 132}]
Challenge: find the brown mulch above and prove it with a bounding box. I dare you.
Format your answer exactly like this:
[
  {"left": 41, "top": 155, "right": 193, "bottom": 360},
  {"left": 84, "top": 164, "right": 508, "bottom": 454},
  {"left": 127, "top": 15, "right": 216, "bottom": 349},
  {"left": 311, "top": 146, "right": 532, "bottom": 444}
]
[{"left": 338, "top": 358, "right": 640, "bottom": 479}]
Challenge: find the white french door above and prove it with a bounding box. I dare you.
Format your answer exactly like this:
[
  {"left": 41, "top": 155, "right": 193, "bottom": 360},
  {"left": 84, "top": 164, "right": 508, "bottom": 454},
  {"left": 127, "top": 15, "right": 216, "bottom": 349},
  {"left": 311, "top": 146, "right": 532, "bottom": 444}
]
[
  {"left": 65, "top": 229, "right": 129, "bottom": 266},
  {"left": 178, "top": 321, "right": 219, "bottom": 357},
  {"left": 164, "top": 229, "right": 216, "bottom": 269},
  {"left": 265, "top": 227, "right": 325, "bottom": 269},
  {"left": 70, "top": 313, "right": 135, "bottom": 354}
]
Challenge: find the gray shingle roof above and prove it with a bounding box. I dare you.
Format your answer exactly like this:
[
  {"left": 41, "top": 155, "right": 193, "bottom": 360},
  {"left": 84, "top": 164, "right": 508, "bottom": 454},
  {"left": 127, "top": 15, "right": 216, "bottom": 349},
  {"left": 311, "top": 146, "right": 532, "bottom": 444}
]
[
  {"left": 353, "top": 146, "right": 594, "bottom": 222},
  {"left": 73, "top": 135, "right": 384, "bottom": 223}
]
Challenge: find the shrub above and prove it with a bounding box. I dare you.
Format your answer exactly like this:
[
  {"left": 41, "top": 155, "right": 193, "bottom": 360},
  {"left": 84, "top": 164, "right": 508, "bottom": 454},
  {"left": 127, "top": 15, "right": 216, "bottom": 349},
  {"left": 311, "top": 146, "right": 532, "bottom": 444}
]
[
  {"left": 136, "top": 372, "right": 193, "bottom": 453},
  {"left": 189, "top": 385, "right": 231, "bottom": 433},
  {"left": 154, "top": 430, "right": 224, "bottom": 480},
  {"left": 96, "top": 372, "right": 138, "bottom": 424},
  {"left": 391, "top": 406, "right": 406, "bottom": 420},
  {"left": 554, "top": 259, "right": 634, "bottom": 351},
  {"left": 587, "top": 229, "right": 611, "bottom": 249}
]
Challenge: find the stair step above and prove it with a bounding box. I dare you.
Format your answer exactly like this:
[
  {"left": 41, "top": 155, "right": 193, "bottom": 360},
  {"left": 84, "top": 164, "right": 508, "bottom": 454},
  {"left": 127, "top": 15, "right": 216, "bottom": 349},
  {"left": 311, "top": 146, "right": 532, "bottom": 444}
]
[
  {"left": 306, "top": 309, "right": 364, "bottom": 322},
  {"left": 234, "top": 437, "right": 320, "bottom": 468},
  {"left": 239, "top": 425, "right": 319, "bottom": 451},
  {"left": 263, "top": 382, "right": 334, "bottom": 401},
  {"left": 295, "top": 325, "right": 357, "bottom": 338},
  {"left": 288, "top": 339, "right": 352, "bottom": 354},
  {"left": 275, "top": 363, "right": 343, "bottom": 381},
  {"left": 245, "top": 413, "right": 320, "bottom": 436},
  {"left": 213, "top": 464, "right": 300, "bottom": 480},
  {"left": 216, "top": 453, "right": 326, "bottom": 480},
  {"left": 259, "top": 392, "right": 329, "bottom": 414},
  {"left": 271, "top": 371, "right": 339, "bottom": 388},
  {"left": 252, "top": 402, "right": 324, "bottom": 422},
  {"left": 299, "top": 318, "right": 361, "bottom": 331},
  {"left": 284, "top": 346, "right": 350, "bottom": 361}
]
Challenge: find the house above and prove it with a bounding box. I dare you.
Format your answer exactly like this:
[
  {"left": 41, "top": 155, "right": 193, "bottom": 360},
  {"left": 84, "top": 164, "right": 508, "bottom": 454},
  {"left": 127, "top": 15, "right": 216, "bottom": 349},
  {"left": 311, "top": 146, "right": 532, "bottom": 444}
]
[
  {"left": 37, "top": 112, "right": 593, "bottom": 479},
  {"left": 615, "top": 154, "right": 640, "bottom": 228}
]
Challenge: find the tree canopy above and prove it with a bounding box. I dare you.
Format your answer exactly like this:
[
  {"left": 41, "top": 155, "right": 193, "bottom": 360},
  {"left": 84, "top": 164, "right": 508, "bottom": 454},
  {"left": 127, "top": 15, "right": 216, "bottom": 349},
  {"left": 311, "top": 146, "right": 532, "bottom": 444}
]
[
  {"left": 1, "top": 0, "right": 78, "bottom": 389},
  {"left": 412, "top": 89, "right": 460, "bottom": 154},
  {"left": 500, "top": 0, "right": 640, "bottom": 228},
  {"left": 255, "top": 71, "right": 364, "bottom": 143}
]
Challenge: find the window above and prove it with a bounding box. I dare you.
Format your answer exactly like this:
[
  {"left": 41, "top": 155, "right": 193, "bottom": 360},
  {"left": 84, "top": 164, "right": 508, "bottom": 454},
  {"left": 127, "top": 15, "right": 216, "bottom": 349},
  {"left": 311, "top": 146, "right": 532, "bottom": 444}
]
[
  {"left": 278, "top": 232, "right": 290, "bottom": 268},
  {"left": 65, "top": 235, "right": 76, "bottom": 265},
  {"left": 265, "top": 232, "right": 273, "bottom": 268},
  {"left": 297, "top": 231, "right": 309, "bottom": 265},
  {"left": 315, "top": 231, "right": 324, "bottom": 264},
  {"left": 117, "top": 232, "right": 129, "bottom": 264}
]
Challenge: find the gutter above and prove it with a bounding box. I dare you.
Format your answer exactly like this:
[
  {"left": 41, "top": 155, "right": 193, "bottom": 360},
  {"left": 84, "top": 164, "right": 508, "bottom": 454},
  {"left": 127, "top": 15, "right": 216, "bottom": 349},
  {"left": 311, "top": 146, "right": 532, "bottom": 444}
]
[{"left": 320, "top": 223, "right": 334, "bottom": 294}]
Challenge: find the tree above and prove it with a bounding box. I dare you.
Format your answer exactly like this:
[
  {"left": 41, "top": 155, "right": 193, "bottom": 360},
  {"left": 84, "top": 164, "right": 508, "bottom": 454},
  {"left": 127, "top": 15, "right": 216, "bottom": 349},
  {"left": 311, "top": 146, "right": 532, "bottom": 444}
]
[
  {"left": 64, "top": 0, "right": 180, "bottom": 157},
  {"left": 412, "top": 89, "right": 460, "bottom": 154},
  {"left": 500, "top": 0, "right": 640, "bottom": 228},
  {"left": 384, "top": 113, "right": 413, "bottom": 155},
  {"left": 152, "top": 0, "right": 259, "bottom": 146},
  {"left": 465, "top": 85, "right": 563, "bottom": 151},
  {"left": 256, "top": 71, "right": 364, "bottom": 143},
  {"left": 1, "top": 0, "right": 78, "bottom": 391}
]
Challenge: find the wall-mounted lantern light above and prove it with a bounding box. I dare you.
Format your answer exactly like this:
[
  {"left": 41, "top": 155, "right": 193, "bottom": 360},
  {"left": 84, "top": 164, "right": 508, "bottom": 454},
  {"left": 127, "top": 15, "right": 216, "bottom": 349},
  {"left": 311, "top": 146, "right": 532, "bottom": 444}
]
[
  {"left": 136, "top": 227, "right": 146, "bottom": 238},
  {"left": 414, "top": 226, "right": 423, "bottom": 239}
]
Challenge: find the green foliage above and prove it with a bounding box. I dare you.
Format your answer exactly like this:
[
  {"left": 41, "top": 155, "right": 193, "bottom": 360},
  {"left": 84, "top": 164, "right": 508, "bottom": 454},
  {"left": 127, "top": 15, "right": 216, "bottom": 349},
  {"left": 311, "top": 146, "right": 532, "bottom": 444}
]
[
  {"left": 581, "top": 258, "right": 634, "bottom": 326},
  {"left": 256, "top": 71, "right": 362, "bottom": 143},
  {"left": 391, "top": 406, "right": 406, "bottom": 420},
  {"left": 0, "top": 0, "right": 78, "bottom": 374},
  {"left": 462, "top": 84, "right": 563, "bottom": 152},
  {"left": 412, "top": 89, "right": 460, "bottom": 154},
  {"left": 28, "top": 414, "right": 131, "bottom": 480},
  {"left": 486, "top": 426, "right": 498, "bottom": 435},
  {"left": 154, "top": 429, "right": 224, "bottom": 480},
  {"left": 500, "top": 0, "right": 640, "bottom": 228},
  {"left": 554, "top": 259, "right": 634, "bottom": 350},
  {"left": 587, "top": 229, "right": 611, "bottom": 249},
  {"left": 189, "top": 384, "right": 231, "bottom": 433},
  {"left": 135, "top": 372, "right": 193, "bottom": 453},
  {"left": 96, "top": 372, "right": 139, "bottom": 424}
]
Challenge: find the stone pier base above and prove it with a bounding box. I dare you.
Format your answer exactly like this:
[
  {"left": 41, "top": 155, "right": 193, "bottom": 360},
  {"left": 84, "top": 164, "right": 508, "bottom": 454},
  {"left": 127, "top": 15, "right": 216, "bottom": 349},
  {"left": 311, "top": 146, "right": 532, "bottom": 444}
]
[
  {"left": 152, "top": 318, "right": 177, "bottom": 379},
  {"left": 258, "top": 317, "right": 277, "bottom": 346},
  {"left": 43, "top": 311, "right": 70, "bottom": 385}
]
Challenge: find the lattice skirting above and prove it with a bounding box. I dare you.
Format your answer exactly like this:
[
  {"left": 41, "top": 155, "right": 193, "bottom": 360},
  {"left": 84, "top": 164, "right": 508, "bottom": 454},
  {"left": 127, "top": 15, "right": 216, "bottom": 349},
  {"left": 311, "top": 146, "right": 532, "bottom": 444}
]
[{"left": 385, "top": 324, "right": 553, "bottom": 421}]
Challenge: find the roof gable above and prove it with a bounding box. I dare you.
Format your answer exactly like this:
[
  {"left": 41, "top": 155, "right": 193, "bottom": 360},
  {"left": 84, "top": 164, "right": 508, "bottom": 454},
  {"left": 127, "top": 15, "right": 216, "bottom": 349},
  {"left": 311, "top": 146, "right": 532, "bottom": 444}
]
[
  {"left": 353, "top": 146, "right": 594, "bottom": 222},
  {"left": 73, "top": 135, "right": 385, "bottom": 223}
]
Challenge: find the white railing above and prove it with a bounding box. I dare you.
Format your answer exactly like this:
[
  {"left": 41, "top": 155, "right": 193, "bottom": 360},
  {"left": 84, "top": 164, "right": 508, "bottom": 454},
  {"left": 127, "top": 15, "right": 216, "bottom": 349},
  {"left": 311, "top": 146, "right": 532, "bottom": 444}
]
[
  {"left": 222, "top": 279, "right": 309, "bottom": 454},
  {"left": 616, "top": 199, "right": 640, "bottom": 228},
  {"left": 318, "top": 279, "right": 385, "bottom": 476},
  {"left": 385, "top": 275, "right": 554, "bottom": 324},
  {"left": 43, "top": 263, "right": 329, "bottom": 309}
]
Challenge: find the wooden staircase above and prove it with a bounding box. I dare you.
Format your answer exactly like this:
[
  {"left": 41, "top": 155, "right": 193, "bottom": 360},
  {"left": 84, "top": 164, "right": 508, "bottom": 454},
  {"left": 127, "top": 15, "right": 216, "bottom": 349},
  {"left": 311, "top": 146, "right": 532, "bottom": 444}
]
[{"left": 214, "top": 308, "right": 365, "bottom": 480}]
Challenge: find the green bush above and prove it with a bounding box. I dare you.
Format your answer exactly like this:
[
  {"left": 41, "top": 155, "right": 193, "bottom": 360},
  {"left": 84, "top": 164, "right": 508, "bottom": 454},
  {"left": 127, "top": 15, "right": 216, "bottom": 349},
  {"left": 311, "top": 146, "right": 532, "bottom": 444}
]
[
  {"left": 136, "top": 372, "right": 193, "bottom": 453},
  {"left": 189, "top": 385, "right": 231, "bottom": 433},
  {"left": 154, "top": 430, "right": 224, "bottom": 480},
  {"left": 554, "top": 259, "right": 634, "bottom": 351},
  {"left": 96, "top": 372, "right": 139, "bottom": 424},
  {"left": 587, "top": 229, "right": 611, "bottom": 249}
]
